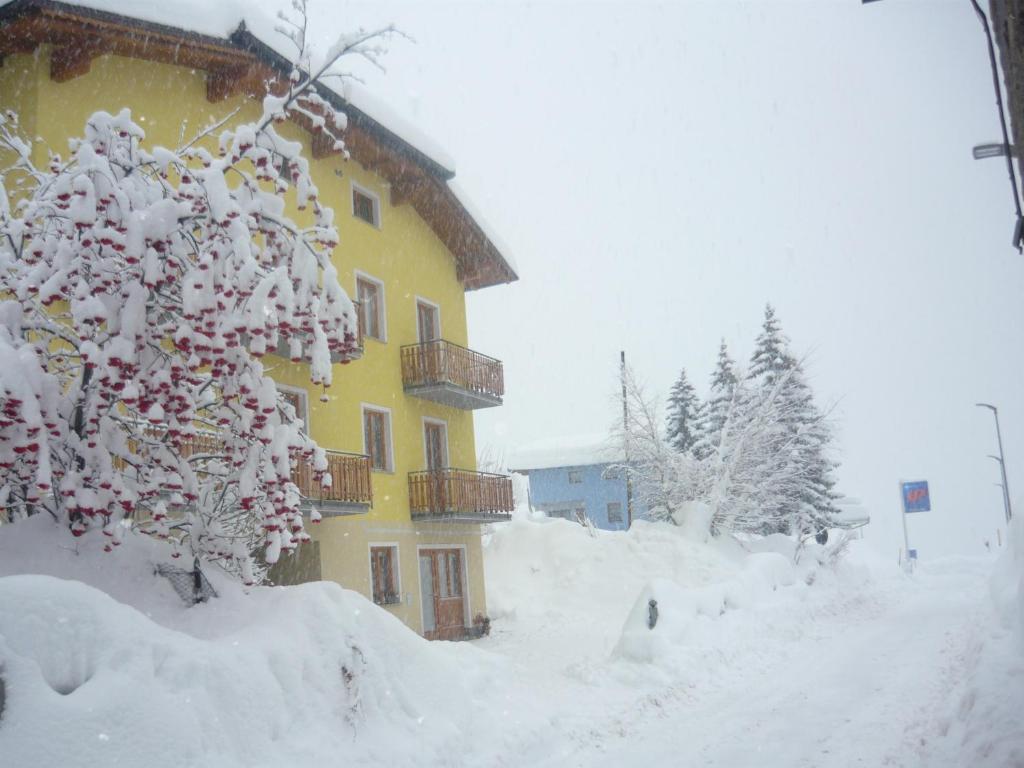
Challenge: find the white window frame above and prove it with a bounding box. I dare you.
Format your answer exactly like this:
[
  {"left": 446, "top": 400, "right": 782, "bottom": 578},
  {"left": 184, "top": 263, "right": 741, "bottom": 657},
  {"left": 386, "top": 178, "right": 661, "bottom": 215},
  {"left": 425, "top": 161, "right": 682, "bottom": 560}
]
[
  {"left": 361, "top": 403, "right": 394, "bottom": 473},
  {"left": 368, "top": 542, "right": 401, "bottom": 607},
  {"left": 351, "top": 180, "right": 382, "bottom": 228},
  {"left": 416, "top": 543, "right": 470, "bottom": 633},
  {"left": 276, "top": 383, "right": 309, "bottom": 432},
  {"left": 354, "top": 270, "right": 387, "bottom": 343},
  {"left": 606, "top": 501, "right": 623, "bottom": 524},
  {"left": 414, "top": 296, "right": 442, "bottom": 343},
  {"left": 421, "top": 416, "right": 449, "bottom": 470}
]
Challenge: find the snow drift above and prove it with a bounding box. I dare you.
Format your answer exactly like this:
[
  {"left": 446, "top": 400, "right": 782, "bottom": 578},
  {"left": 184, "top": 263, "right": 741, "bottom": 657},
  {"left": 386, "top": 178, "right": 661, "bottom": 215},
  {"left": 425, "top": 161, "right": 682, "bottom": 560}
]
[{"left": 0, "top": 517, "right": 506, "bottom": 768}]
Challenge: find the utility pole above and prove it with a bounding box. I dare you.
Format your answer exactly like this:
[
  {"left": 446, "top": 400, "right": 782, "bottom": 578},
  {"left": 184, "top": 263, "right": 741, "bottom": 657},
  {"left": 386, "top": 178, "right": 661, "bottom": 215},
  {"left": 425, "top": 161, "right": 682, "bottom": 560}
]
[{"left": 621, "top": 350, "right": 634, "bottom": 529}]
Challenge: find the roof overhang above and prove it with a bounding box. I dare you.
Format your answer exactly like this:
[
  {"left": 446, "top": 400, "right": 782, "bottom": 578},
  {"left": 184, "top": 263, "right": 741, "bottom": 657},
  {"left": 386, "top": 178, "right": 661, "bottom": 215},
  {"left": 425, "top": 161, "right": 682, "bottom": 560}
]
[{"left": 0, "top": 0, "right": 518, "bottom": 290}]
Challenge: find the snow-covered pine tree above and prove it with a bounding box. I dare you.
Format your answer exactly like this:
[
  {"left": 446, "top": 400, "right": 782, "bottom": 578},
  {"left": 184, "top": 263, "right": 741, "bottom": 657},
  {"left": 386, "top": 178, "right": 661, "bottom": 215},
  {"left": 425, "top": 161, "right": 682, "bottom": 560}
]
[
  {"left": 665, "top": 367, "right": 701, "bottom": 455},
  {"left": 691, "top": 341, "right": 738, "bottom": 461},
  {"left": 0, "top": 5, "right": 395, "bottom": 584},
  {"left": 744, "top": 305, "right": 839, "bottom": 536}
]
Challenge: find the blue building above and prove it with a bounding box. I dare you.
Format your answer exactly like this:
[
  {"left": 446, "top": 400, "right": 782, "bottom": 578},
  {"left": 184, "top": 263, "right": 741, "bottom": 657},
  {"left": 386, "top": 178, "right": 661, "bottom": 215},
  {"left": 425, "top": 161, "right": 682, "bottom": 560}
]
[{"left": 508, "top": 436, "right": 639, "bottom": 531}]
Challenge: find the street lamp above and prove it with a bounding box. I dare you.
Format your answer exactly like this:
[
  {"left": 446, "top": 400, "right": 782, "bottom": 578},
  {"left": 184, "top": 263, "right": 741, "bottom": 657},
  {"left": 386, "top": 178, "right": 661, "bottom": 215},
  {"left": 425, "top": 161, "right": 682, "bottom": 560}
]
[
  {"left": 977, "top": 402, "right": 1013, "bottom": 523},
  {"left": 864, "top": 0, "right": 1024, "bottom": 252}
]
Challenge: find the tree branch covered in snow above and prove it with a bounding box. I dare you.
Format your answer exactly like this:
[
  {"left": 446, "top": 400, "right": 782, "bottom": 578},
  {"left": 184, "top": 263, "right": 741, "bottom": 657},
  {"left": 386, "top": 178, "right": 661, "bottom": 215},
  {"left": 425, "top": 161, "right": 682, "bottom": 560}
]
[
  {"left": 0, "top": 6, "right": 397, "bottom": 583},
  {"left": 612, "top": 308, "right": 841, "bottom": 542}
]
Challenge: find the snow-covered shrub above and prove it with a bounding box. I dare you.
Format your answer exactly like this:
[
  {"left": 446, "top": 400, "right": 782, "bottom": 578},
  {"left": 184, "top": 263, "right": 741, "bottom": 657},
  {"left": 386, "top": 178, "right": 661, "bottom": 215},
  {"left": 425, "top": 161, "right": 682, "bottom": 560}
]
[{"left": 0, "top": 6, "right": 394, "bottom": 583}]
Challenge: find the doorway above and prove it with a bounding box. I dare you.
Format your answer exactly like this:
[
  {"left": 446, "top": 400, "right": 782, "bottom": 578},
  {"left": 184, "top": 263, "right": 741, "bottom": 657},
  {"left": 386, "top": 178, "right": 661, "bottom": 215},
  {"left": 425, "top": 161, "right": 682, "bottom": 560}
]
[{"left": 419, "top": 548, "right": 467, "bottom": 640}]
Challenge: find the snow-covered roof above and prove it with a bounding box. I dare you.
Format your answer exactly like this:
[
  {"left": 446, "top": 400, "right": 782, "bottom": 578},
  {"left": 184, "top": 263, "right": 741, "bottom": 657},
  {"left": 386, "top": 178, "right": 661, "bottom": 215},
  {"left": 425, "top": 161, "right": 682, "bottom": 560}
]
[
  {"left": 0, "top": 0, "right": 518, "bottom": 288},
  {"left": 833, "top": 497, "right": 870, "bottom": 529},
  {"left": 0, "top": 0, "right": 456, "bottom": 172},
  {"left": 508, "top": 434, "right": 623, "bottom": 472}
]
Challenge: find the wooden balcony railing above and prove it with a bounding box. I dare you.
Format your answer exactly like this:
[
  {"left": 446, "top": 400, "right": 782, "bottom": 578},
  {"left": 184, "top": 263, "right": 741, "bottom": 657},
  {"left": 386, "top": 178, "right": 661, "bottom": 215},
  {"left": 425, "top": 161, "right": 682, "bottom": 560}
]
[
  {"left": 292, "top": 449, "right": 373, "bottom": 507},
  {"left": 131, "top": 429, "right": 372, "bottom": 510},
  {"left": 408, "top": 468, "right": 514, "bottom": 521},
  {"left": 272, "top": 299, "right": 364, "bottom": 363},
  {"left": 400, "top": 340, "right": 504, "bottom": 409}
]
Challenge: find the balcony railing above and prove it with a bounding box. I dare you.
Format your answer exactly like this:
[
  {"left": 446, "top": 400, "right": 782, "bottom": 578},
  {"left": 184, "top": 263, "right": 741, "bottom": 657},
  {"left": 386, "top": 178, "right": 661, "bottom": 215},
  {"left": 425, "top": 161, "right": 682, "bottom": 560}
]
[
  {"left": 400, "top": 340, "right": 504, "bottom": 409},
  {"left": 292, "top": 450, "right": 373, "bottom": 511},
  {"left": 408, "top": 468, "right": 514, "bottom": 522},
  {"left": 132, "top": 430, "right": 372, "bottom": 514},
  {"left": 272, "top": 299, "right": 364, "bottom": 363}
]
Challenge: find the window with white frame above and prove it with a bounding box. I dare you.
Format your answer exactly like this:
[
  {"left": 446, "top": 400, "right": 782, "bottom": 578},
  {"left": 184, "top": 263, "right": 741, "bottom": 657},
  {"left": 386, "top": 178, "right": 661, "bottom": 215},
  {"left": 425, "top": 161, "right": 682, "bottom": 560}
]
[
  {"left": 363, "top": 406, "right": 393, "bottom": 472},
  {"left": 356, "top": 274, "right": 385, "bottom": 342},
  {"left": 352, "top": 184, "right": 380, "bottom": 227},
  {"left": 370, "top": 545, "right": 400, "bottom": 605},
  {"left": 278, "top": 386, "right": 309, "bottom": 431},
  {"left": 607, "top": 502, "right": 623, "bottom": 524}
]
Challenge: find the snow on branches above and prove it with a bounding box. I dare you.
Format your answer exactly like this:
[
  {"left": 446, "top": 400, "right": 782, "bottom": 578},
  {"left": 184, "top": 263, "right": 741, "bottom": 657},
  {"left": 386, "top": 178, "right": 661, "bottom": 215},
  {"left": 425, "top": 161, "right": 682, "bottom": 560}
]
[{"left": 0, "top": 7, "right": 396, "bottom": 583}]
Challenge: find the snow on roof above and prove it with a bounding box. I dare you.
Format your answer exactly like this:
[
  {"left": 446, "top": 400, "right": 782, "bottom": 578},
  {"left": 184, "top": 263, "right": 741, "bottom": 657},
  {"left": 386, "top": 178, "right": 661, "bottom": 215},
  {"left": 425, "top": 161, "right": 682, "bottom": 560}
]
[
  {"left": 508, "top": 434, "right": 623, "bottom": 472},
  {"left": 447, "top": 179, "right": 519, "bottom": 277},
  {"left": 341, "top": 81, "right": 456, "bottom": 176},
  {"left": 833, "top": 497, "right": 870, "bottom": 529},
  {"left": 0, "top": 0, "right": 457, "bottom": 175}
]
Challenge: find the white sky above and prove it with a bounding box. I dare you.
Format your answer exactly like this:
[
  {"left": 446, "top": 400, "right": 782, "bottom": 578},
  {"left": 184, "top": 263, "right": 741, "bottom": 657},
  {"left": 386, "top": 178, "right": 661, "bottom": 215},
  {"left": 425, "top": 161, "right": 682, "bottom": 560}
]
[{"left": 298, "top": 0, "right": 1024, "bottom": 559}]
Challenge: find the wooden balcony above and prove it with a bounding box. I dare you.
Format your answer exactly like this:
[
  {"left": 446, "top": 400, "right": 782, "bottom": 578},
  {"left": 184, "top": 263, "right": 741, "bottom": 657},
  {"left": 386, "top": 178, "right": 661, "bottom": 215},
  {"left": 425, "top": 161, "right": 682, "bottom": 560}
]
[
  {"left": 272, "top": 300, "right": 364, "bottom": 363},
  {"left": 142, "top": 431, "right": 372, "bottom": 516},
  {"left": 400, "top": 340, "right": 504, "bottom": 409},
  {"left": 292, "top": 450, "right": 373, "bottom": 515},
  {"left": 408, "top": 468, "right": 514, "bottom": 523}
]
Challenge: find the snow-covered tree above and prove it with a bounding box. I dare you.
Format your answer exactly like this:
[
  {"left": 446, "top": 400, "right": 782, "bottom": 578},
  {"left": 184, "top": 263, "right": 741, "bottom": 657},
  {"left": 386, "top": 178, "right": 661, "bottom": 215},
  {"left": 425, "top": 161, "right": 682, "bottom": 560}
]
[
  {"left": 743, "top": 305, "right": 839, "bottom": 536},
  {"left": 0, "top": 5, "right": 396, "bottom": 583},
  {"left": 665, "top": 367, "right": 701, "bottom": 455},
  {"left": 610, "top": 364, "right": 700, "bottom": 525},
  {"left": 691, "top": 341, "right": 738, "bottom": 461}
]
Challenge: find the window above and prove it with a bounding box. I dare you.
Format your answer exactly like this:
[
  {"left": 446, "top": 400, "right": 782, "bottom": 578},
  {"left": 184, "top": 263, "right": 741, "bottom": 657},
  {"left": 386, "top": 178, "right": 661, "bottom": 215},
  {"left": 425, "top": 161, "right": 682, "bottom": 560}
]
[
  {"left": 370, "top": 546, "right": 400, "bottom": 605},
  {"left": 607, "top": 502, "right": 623, "bottom": 524},
  {"left": 416, "top": 299, "right": 440, "bottom": 343},
  {"left": 278, "top": 386, "right": 308, "bottom": 431},
  {"left": 363, "top": 406, "right": 393, "bottom": 472},
  {"left": 574, "top": 505, "right": 587, "bottom": 523},
  {"left": 423, "top": 419, "right": 448, "bottom": 470},
  {"left": 568, "top": 469, "right": 583, "bottom": 484},
  {"left": 356, "top": 274, "right": 385, "bottom": 342},
  {"left": 352, "top": 184, "right": 380, "bottom": 227}
]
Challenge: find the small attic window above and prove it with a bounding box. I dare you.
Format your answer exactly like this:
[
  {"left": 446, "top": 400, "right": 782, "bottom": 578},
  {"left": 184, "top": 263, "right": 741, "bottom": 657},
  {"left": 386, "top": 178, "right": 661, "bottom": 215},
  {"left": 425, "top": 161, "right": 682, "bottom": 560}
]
[{"left": 352, "top": 184, "right": 380, "bottom": 227}]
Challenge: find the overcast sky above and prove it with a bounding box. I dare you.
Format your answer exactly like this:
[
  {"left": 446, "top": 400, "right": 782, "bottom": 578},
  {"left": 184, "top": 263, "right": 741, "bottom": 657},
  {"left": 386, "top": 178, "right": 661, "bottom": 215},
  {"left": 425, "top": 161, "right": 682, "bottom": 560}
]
[{"left": 300, "top": 0, "right": 1024, "bottom": 559}]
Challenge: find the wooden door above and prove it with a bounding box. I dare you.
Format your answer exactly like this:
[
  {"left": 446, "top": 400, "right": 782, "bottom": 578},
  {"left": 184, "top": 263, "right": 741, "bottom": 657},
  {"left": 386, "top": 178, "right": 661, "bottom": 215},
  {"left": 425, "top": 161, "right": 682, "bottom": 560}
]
[{"left": 419, "top": 548, "right": 465, "bottom": 640}]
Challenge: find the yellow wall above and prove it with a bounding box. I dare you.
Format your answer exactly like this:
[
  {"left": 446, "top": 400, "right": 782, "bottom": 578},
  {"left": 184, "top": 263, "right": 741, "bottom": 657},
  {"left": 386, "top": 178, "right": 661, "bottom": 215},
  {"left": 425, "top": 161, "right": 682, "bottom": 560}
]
[{"left": 1, "top": 48, "right": 489, "bottom": 630}]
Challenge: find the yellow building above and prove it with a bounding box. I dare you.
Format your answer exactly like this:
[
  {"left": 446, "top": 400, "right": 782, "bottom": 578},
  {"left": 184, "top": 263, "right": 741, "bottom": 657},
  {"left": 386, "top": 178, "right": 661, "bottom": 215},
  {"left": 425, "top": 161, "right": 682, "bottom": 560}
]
[{"left": 0, "top": 1, "right": 517, "bottom": 639}]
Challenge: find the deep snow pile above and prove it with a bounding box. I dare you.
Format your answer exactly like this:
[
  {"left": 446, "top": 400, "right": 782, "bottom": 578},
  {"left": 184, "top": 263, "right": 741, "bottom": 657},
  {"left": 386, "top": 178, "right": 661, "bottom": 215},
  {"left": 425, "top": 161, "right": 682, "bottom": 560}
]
[
  {"left": 0, "top": 517, "right": 512, "bottom": 768},
  {"left": 482, "top": 511, "right": 872, "bottom": 684}
]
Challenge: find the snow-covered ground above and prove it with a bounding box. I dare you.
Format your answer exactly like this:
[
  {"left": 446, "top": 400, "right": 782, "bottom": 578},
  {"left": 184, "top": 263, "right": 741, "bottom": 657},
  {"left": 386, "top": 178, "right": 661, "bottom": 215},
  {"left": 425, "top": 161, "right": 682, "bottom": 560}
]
[{"left": 1, "top": 513, "right": 1021, "bottom": 767}]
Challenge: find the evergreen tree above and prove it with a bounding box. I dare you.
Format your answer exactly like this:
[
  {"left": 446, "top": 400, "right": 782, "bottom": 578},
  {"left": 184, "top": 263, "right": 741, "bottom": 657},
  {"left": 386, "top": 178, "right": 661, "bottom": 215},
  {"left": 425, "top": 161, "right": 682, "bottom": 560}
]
[
  {"left": 692, "top": 341, "right": 738, "bottom": 461},
  {"left": 745, "top": 305, "right": 839, "bottom": 536},
  {"left": 665, "top": 368, "right": 701, "bottom": 454}
]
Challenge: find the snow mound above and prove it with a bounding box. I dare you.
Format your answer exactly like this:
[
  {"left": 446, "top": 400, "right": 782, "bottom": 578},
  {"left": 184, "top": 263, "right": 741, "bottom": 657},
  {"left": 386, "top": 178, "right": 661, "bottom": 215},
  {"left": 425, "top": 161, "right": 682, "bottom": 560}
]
[
  {"left": 0, "top": 518, "right": 506, "bottom": 767},
  {"left": 613, "top": 552, "right": 796, "bottom": 664},
  {"left": 990, "top": 514, "right": 1024, "bottom": 651}
]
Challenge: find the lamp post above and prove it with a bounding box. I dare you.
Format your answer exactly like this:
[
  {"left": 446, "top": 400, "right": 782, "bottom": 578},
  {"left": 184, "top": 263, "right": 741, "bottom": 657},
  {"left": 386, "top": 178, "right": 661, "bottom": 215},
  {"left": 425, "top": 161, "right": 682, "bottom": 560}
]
[{"left": 977, "top": 402, "right": 1013, "bottom": 523}]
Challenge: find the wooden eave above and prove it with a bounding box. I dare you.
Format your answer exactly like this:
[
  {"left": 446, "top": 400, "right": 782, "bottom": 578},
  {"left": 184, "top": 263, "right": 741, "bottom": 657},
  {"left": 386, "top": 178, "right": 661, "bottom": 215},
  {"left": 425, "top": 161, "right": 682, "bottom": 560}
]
[{"left": 0, "top": 0, "right": 518, "bottom": 290}]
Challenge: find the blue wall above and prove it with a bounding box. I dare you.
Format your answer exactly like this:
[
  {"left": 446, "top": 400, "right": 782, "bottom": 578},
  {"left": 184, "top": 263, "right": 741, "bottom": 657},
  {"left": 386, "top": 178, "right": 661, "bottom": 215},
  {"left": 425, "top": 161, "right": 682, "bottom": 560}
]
[{"left": 518, "top": 462, "right": 638, "bottom": 531}]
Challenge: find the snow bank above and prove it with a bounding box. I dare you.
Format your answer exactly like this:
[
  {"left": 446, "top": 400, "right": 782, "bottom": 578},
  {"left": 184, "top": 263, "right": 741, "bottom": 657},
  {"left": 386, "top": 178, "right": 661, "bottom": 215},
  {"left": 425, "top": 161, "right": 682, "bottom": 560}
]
[
  {"left": 990, "top": 514, "right": 1024, "bottom": 651},
  {"left": 613, "top": 552, "right": 796, "bottom": 664},
  {"left": 0, "top": 517, "right": 508, "bottom": 767}
]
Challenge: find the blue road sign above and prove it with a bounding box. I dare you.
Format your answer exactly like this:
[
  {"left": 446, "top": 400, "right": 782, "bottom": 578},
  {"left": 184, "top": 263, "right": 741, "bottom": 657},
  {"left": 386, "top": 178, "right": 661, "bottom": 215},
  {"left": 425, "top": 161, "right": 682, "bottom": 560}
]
[
  {"left": 901, "top": 481, "right": 930, "bottom": 514},
  {"left": 908, "top": 549, "right": 918, "bottom": 560}
]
